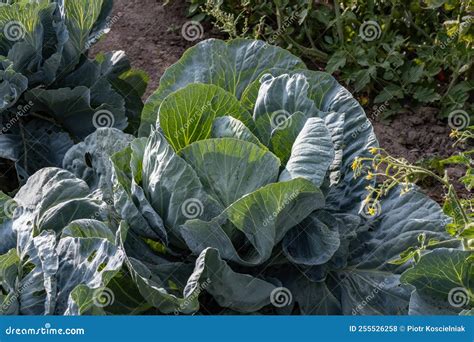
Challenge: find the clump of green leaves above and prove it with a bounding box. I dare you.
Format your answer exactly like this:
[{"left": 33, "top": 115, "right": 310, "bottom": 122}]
[
  {"left": 200, "top": 0, "right": 249, "bottom": 38},
  {"left": 0, "top": 0, "right": 147, "bottom": 187},
  {"left": 187, "top": 0, "right": 473, "bottom": 119}
]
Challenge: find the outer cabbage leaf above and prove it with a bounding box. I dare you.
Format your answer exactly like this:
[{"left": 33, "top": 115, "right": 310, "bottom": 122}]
[
  {"left": 57, "top": 236, "right": 124, "bottom": 314},
  {"left": 335, "top": 187, "right": 453, "bottom": 315},
  {"left": 11, "top": 167, "right": 105, "bottom": 249},
  {"left": 407, "top": 290, "right": 464, "bottom": 315},
  {"left": 0, "top": 120, "right": 74, "bottom": 183},
  {"left": 63, "top": 128, "right": 134, "bottom": 198},
  {"left": 186, "top": 247, "right": 277, "bottom": 312},
  {"left": 117, "top": 221, "right": 277, "bottom": 314},
  {"left": 58, "top": 50, "right": 145, "bottom": 133},
  {"left": 282, "top": 211, "right": 340, "bottom": 266},
  {"left": 275, "top": 266, "right": 342, "bottom": 315},
  {"left": 61, "top": 219, "right": 115, "bottom": 243},
  {"left": 180, "top": 178, "right": 325, "bottom": 266},
  {"left": 111, "top": 142, "right": 169, "bottom": 245},
  {"left": 26, "top": 86, "right": 126, "bottom": 139},
  {"left": 14, "top": 231, "right": 58, "bottom": 315},
  {"left": 401, "top": 248, "right": 473, "bottom": 315},
  {"left": 302, "top": 212, "right": 362, "bottom": 282},
  {"left": 139, "top": 39, "right": 305, "bottom": 136},
  {"left": 0, "top": 233, "right": 124, "bottom": 315},
  {"left": 350, "top": 188, "right": 453, "bottom": 271}
]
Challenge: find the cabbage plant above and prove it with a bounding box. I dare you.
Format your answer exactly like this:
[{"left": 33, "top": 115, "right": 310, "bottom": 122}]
[
  {"left": 0, "top": 39, "right": 470, "bottom": 315},
  {"left": 0, "top": 0, "right": 147, "bottom": 184}
]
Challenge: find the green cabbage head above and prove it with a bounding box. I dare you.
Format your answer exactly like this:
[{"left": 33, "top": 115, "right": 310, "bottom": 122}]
[{"left": 0, "top": 39, "right": 469, "bottom": 315}]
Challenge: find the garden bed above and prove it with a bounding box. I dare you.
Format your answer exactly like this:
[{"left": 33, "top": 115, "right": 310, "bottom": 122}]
[
  {"left": 91, "top": 0, "right": 465, "bottom": 202},
  {"left": 0, "top": 0, "right": 471, "bottom": 317}
]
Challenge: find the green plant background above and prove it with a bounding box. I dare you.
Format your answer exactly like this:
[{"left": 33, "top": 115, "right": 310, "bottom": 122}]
[{"left": 187, "top": 0, "right": 473, "bottom": 119}]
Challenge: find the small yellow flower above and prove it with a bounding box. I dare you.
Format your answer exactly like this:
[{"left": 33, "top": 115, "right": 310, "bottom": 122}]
[
  {"left": 366, "top": 171, "right": 374, "bottom": 180},
  {"left": 368, "top": 206, "right": 377, "bottom": 216},
  {"left": 369, "top": 147, "right": 378, "bottom": 154},
  {"left": 351, "top": 158, "right": 361, "bottom": 171},
  {"left": 449, "top": 130, "right": 460, "bottom": 139}
]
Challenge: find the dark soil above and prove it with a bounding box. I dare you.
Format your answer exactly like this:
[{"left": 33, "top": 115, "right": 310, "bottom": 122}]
[
  {"left": 91, "top": 0, "right": 221, "bottom": 96},
  {"left": 93, "top": 0, "right": 468, "bottom": 203},
  {"left": 371, "top": 107, "right": 467, "bottom": 202}
]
